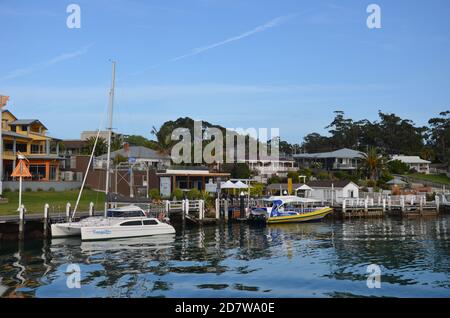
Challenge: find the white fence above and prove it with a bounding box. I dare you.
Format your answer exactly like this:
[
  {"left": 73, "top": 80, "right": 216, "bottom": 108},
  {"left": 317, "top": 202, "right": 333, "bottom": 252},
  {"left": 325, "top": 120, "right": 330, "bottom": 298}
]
[{"left": 165, "top": 199, "right": 205, "bottom": 220}]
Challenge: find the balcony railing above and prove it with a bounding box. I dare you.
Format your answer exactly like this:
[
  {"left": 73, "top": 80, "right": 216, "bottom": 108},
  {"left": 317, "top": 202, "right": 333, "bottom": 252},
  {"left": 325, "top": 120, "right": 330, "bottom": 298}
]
[{"left": 333, "top": 163, "right": 358, "bottom": 170}]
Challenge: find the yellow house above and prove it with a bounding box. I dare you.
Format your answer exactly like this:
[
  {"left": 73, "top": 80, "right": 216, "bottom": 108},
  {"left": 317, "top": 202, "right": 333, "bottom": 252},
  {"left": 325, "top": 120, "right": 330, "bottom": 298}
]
[{"left": 2, "top": 109, "right": 62, "bottom": 181}]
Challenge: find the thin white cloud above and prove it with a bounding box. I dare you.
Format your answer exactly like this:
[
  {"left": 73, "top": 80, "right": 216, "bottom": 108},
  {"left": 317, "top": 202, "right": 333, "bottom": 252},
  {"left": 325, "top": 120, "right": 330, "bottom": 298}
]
[
  {"left": 1, "top": 44, "right": 94, "bottom": 80},
  {"left": 169, "top": 14, "right": 296, "bottom": 62}
]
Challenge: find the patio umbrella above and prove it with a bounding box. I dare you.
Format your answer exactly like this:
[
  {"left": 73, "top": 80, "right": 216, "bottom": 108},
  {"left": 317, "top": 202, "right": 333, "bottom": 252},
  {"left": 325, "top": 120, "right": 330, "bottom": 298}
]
[
  {"left": 234, "top": 180, "right": 250, "bottom": 189},
  {"left": 220, "top": 180, "right": 237, "bottom": 189}
]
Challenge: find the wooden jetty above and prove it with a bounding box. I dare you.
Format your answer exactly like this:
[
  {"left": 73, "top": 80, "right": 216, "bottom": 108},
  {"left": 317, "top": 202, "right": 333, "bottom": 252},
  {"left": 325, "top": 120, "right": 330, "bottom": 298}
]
[{"left": 333, "top": 194, "right": 440, "bottom": 218}]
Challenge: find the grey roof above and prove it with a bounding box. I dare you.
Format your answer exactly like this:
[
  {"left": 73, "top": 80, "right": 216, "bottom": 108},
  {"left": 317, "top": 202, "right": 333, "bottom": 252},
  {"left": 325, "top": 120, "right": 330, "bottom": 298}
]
[
  {"left": 97, "top": 146, "right": 170, "bottom": 160},
  {"left": 8, "top": 119, "right": 48, "bottom": 130},
  {"left": 293, "top": 148, "right": 365, "bottom": 159},
  {"left": 267, "top": 180, "right": 357, "bottom": 190}
]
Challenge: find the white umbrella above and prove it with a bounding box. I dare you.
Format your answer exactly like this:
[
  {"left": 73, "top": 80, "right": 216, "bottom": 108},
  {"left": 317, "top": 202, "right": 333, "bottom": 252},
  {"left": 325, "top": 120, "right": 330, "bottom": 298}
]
[
  {"left": 220, "top": 180, "right": 237, "bottom": 189},
  {"left": 234, "top": 180, "right": 249, "bottom": 189}
]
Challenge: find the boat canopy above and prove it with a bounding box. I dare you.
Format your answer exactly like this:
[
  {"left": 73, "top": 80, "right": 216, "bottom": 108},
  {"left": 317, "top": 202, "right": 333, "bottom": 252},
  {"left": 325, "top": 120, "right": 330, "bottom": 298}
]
[{"left": 264, "top": 195, "right": 321, "bottom": 204}]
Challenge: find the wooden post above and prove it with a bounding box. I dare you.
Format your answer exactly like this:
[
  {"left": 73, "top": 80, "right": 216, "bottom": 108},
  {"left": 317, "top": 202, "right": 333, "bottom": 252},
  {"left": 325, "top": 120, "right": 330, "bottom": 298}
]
[
  {"left": 19, "top": 204, "right": 25, "bottom": 221},
  {"left": 224, "top": 199, "right": 229, "bottom": 221},
  {"left": 215, "top": 198, "right": 220, "bottom": 220},
  {"left": 181, "top": 199, "right": 186, "bottom": 224},
  {"left": 435, "top": 195, "right": 440, "bottom": 212},
  {"left": 401, "top": 196, "right": 405, "bottom": 213},
  {"left": 342, "top": 199, "right": 347, "bottom": 214},
  {"left": 165, "top": 200, "right": 170, "bottom": 213},
  {"left": 419, "top": 196, "right": 423, "bottom": 214},
  {"left": 18, "top": 205, "right": 25, "bottom": 240},
  {"left": 66, "top": 203, "right": 71, "bottom": 221},
  {"left": 199, "top": 200, "right": 204, "bottom": 220},
  {"left": 388, "top": 197, "right": 392, "bottom": 210},
  {"left": 43, "top": 203, "right": 49, "bottom": 238},
  {"left": 89, "top": 202, "right": 94, "bottom": 217},
  {"left": 364, "top": 198, "right": 368, "bottom": 213},
  {"left": 382, "top": 198, "right": 386, "bottom": 213},
  {"left": 185, "top": 199, "right": 190, "bottom": 216}
]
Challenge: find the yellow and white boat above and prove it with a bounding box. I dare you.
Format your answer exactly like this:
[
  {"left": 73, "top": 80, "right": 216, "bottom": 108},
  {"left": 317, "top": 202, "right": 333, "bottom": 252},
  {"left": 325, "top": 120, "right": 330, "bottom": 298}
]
[{"left": 249, "top": 196, "right": 333, "bottom": 224}]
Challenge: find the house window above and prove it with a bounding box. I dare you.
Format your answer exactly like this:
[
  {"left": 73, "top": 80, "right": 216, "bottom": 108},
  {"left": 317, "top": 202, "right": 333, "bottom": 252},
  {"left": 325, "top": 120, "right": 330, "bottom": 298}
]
[
  {"left": 29, "top": 164, "right": 46, "bottom": 180},
  {"left": 49, "top": 165, "right": 57, "bottom": 181},
  {"left": 21, "top": 125, "right": 28, "bottom": 132}
]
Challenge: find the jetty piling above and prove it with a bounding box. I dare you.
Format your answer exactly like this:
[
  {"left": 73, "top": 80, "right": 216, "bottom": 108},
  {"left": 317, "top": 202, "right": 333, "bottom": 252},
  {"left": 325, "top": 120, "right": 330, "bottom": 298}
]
[
  {"left": 89, "top": 202, "right": 94, "bottom": 217},
  {"left": 65, "top": 203, "right": 71, "bottom": 222}
]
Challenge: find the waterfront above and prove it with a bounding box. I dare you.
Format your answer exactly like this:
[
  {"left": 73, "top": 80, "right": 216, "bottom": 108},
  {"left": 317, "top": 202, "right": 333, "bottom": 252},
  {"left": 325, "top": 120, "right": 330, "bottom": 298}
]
[{"left": 1, "top": 215, "right": 450, "bottom": 298}]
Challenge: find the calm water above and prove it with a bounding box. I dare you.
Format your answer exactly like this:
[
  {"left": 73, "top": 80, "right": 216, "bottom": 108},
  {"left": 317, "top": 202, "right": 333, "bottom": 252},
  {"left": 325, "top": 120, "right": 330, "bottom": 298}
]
[{"left": 1, "top": 215, "right": 450, "bottom": 298}]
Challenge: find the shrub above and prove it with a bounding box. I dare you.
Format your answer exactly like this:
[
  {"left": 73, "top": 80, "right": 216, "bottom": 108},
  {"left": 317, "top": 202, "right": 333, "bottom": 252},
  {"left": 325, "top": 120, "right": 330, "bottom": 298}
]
[
  {"left": 25, "top": 188, "right": 32, "bottom": 192},
  {"left": 171, "top": 188, "right": 184, "bottom": 200},
  {"left": 48, "top": 187, "right": 56, "bottom": 192},
  {"left": 250, "top": 183, "right": 264, "bottom": 197},
  {"left": 268, "top": 175, "right": 282, "bottom": 184},
  {"left": 37, "top": 188, "right": 43, "bottom": 192},
  {"left": 187, "top": 188, "right": 202, "bottom": 200},
  {"left": 387, "top": 160, "right": 410, "bottom": 175},
  {"left": 148, "top": 188, "right": 161, "bottom": 200},
  {"left": 3, "top": 188, "right": 11, "bottom": 193}
]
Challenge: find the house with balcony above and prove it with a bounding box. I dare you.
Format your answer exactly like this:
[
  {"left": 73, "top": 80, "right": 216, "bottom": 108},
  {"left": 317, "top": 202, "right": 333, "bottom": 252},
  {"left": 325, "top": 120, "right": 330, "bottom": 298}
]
[
  {"left": 246, "top": 158, "right": 297, "bottom": 181},
  {"left": 2, "top": 109, "right": 63, "bottom": 182},
  {"left": 293, "top": 148, "right": 365, "bottom": 172},
  {"left": 390, "top": 155, "right": 431, "bottom": 174}
]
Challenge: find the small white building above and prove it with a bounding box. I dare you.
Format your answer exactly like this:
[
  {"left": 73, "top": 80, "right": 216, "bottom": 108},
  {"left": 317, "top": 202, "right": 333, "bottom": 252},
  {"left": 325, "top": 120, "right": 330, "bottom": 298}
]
[
  {"left": 267, "top": 180, "right": 359, "bottom": 203},
  {"left": 390, "top": 155, "right": 431, "bottom": 174},
  {"left": 307, "top": 180, "right": 360, "bottom": 203}
]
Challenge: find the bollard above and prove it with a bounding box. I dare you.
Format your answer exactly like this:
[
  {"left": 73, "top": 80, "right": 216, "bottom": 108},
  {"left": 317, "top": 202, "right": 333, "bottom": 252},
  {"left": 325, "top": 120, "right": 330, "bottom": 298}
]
[
  {"left": 19, "top": 205, "right": 25, "bottom": 240},
  {"left": 342, "top": 199, "right": 346, "bottom": 214},
  {"left": 66, "top": 203, "right": 71, "bottom": 222},
  {"left": 89, "top": 202, "right": 95, "bottom": 217},
  {"left": 364, "top": 198, "right": 368, "bottom": 213},
  {"left": 435, "top": 195, "right": 440, "bottom": 212},
  {"left": 382, "top": 198, "right": 386, "bottom": 213}
]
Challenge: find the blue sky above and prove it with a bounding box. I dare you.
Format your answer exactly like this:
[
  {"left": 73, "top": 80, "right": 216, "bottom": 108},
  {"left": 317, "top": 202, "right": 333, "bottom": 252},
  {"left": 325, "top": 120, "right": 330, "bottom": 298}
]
[{"left": 1, "top": 0, "right": 449, "bottom": 143}]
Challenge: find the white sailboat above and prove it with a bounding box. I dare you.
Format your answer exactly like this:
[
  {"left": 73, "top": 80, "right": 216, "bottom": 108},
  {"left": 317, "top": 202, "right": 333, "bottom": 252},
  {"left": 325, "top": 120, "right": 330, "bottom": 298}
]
[{"left": 51, "top": 62, "right": 175, "bottom": 240}]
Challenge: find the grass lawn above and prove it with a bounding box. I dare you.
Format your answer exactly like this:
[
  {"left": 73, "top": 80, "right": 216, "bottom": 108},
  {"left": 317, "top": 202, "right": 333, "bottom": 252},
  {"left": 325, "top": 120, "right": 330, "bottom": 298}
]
[
  {"left": 0, "top": 189, "right": 105, "bottom": 216},
  {"left": 408, "top": 173, "right": 450, "bottom": 185}
]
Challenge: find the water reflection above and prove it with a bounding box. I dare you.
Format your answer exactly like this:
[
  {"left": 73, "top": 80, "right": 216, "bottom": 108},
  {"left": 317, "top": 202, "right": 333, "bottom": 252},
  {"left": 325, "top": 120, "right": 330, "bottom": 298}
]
[{"left": 0, "top": 215, "right": 449, "bottom": 297}]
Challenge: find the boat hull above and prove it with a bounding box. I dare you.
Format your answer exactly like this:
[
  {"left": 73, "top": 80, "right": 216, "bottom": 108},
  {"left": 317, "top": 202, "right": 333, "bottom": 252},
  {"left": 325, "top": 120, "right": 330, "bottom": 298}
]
[
  {"left": 267, "top": 208, "right": 333, "bottom": 224},
  {"left": 51, "top": 223, "right": 82, "bottom": 238},
  {"left": 80, "top": 223, "right": 176, "bottom": 241}
]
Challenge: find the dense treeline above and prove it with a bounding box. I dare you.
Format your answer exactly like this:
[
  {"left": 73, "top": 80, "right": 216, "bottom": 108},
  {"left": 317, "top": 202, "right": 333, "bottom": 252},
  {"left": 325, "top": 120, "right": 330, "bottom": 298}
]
[
  {"left": 288, "top": 110, "right": 450, "bottom": 165},
  {"left": 123, "top": 111, "right": 449, "bottom": 167}
]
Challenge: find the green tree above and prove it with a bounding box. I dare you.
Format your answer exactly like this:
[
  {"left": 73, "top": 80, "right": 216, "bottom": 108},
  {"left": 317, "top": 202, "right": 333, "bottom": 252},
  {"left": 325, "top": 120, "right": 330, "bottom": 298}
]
[
  {"left": 85, "top": 136, "right": 108, "bottom": 156},
  {"left": 287, "top": 171, "right": 299, "bottom": 183},
  {"left": 387, "top": 159, "right": 410, "bottom": 175},
  {"left": 361, "top": 147, "right": 386, "bottom": 180},
  {"left": 428, "top": 111, "right": 450, "bottom": 164}
]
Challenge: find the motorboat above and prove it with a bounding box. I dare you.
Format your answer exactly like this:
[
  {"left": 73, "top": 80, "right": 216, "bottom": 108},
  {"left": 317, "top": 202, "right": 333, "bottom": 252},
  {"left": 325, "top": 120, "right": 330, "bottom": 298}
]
[
  {"left": 51, "top": 205, "right": 175, "bottom": 241},
  {"left": 249, "top": 196, "right": 333, "bottom": 224}
]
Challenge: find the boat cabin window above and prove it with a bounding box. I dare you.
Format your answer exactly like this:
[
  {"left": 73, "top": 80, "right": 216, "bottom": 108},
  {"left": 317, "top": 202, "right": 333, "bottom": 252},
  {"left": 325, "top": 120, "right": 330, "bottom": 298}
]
[
  {"left": 107, "top": 210, "right": 144, "bottom": 218},
  {"left": 120, "top": 220, "right": 143, "bottom": 226},
  {"left": 143, "top": 219, "right": 158, "bottom": 225}
]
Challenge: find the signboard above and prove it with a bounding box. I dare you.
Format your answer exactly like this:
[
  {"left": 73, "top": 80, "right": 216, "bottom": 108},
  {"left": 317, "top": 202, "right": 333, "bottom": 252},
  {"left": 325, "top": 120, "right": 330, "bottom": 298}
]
[
  {"left": 160, "top": 177, "right": 171, "bottom": 198},
  {"left": 205, "top": 182, "right": 217, "bottom": 193},
  {"left": 128, "top": 157, "right": 136, "bottom": 164}
]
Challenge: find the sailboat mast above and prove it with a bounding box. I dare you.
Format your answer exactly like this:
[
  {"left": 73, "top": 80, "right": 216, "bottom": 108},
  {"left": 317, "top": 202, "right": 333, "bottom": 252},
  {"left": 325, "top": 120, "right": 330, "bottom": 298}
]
[{"left": 104, "top": 61, "right": 116, "bottom": 215}]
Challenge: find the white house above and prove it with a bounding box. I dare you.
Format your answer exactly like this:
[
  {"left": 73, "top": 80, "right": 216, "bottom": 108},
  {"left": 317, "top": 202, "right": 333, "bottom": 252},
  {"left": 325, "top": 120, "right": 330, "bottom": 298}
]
[
  {"left": 267, "top": 180, "right": 359, "bottom": 203},
  {"left": 307, "top": 180, "right": 360, "bottom": 203},
  {"left": 390, "top": 155, "right": 431, "bottom": 174}
]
